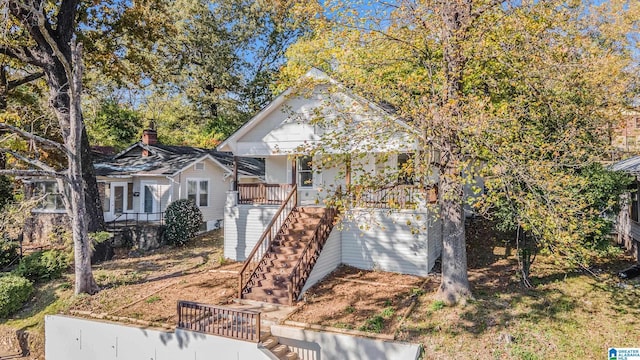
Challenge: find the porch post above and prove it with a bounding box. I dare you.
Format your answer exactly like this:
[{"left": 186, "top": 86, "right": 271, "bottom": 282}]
[
  {"left": 345, "top": 154, "right": 351, "bottom": 192},
  {"left": 291, "top": 156, "right": 297, "bottom": 186},
  {"left": 233, "top": 156, "right": 238, "bottom": 191}
]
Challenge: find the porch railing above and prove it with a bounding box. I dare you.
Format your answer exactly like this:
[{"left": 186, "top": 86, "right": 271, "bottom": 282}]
[
  {"left": 237, "top": 183, "right": 293, "bottom": 205},
  {"left": 348, "top": 184, "right": 436, "bottom": 209},
  {"left": 238, "top": 184, "right": 298, "bottom": 299},
  {"left": 176, "top": 300, "right": 261, "bottom": 342},
  {"left": 107, "top": 212, "right": 165, "bottom": 231},
  {"left": 287, "top": 206, "right": 337, "bottom": 304}
]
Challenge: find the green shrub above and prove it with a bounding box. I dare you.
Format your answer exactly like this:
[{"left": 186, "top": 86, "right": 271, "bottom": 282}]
[
  {"left": 0, "top": 275, "right": 33, "bottom": 318},
  {"left": 14, "top": 249, "right": 70, "bottom": 282},
  {"left": 0, "top": 241, "right": 20, "bottom": 269},
  {"left": 164, "top": 199, "right": 203, "bottom": 246}
]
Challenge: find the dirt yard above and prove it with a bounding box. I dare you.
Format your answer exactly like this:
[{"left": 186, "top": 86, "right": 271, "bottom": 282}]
[
  {"left": 68, "top": 231, "right": 241, "bottom": 325},
  {"left": 6, "top": 221, "right": 640, "bottom": 360}
]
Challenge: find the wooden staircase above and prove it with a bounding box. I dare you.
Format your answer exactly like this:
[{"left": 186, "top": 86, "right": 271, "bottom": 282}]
[
  {"left": 241, "top": 207, "right": 332, "bottom": 304},
  {"left": 261, "top": 333, "right": 299, "bottom": 360}
]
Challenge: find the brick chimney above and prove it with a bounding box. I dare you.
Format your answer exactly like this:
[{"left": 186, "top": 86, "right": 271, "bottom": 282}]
[
  {"left": 142, "top": 129, "right": 157, "bottom": 145},
  {"left": 142, "top": 129, "right": 157, "bottom": 156}
]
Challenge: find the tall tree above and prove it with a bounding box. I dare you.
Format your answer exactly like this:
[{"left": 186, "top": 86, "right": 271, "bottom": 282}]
[
  {"left": 157, "top": 0, "right": 311, "bottom": 140},
  {"left": 281, "top": 0, "right": 639, "bottom": 304},
  {"left": 0, "top": 0, "right": 99, "bottom": 294}
]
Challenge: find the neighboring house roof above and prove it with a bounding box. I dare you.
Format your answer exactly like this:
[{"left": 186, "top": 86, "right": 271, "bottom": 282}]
[
  {"left": 94, "top": 142, "right": 265, "bottom": 179},
  {"left": 217, "top": 68, "right": 416, "bottom": 155},
  {"left": 611, "top": 156, "right": 640, "bottom": 175},
  {"left": 91, "top": 146, "right": 117, "bottom": 162}
]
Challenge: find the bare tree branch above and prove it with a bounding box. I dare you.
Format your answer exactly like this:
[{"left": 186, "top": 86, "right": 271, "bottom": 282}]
[
  {"left": 0, "top": 148, "right": 58, "bottom": 173},
  {"left": 7, "top": 71, "right": 44, "bottom": 90},
  {"left": 0, "top": 169, "right": 67, "bottom": 180},
  {"left": 56, "top": 0, "right": 79, "bottom": 45},
  {"left": 0, "top": 122, "right": 69, "bottom": 154},
  {"left": 0, "top": 44, "right": 36, "bottom": 65}
]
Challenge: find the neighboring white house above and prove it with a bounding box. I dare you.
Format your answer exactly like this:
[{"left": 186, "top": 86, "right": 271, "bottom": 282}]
[
  {"left": 611, "top": 156, "right": 640, "bottom": 261},
  {"left": 218, "top": 69, "right": 442, "bottom": 286},
  {"left": 23, "top": 130, "right": 264, "bottom": 243},
  {"left": 92, "top": 129, "right": 264, "bottom": 229}
]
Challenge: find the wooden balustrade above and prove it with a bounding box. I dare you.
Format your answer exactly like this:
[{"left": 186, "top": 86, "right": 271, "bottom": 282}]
[
  {"left": 176, "top": 301, "right": 261, "bottom": 342},
  {"left": 287, "top": 207, "right": 337, "bottom": 304},
  {"left": 238, "top": 183, "right": 293, "bottom": 205},
  {"left": 348, "top": 184, "right": 436, "bottom": 209},
  {"left": 238, "top": 185, "right": 298, "bottom": 299}
]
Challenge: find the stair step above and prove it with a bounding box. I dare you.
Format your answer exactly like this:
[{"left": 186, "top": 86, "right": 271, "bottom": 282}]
[
  {"left": 281, "top": 352, "right": 298, "bottom": 360},
  {"left": 272, "top": 344, "right": 289, "bottom": 357},
  {"left": 244, "top": 293, "right": 289, "bottom": 304},
  {"left": 248, "top": 287, "right": 289, "bottom": 298},
  {"left": 262, "top": 336, "right": 279, "bottom": 350}
]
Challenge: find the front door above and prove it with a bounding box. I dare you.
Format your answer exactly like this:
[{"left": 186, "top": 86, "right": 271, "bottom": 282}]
[
  {"left": 140, "top": 182, "right": 170, "bottom": 221},
  {"left": 104, "top": 182, "right": 128, "bottom": 222}
]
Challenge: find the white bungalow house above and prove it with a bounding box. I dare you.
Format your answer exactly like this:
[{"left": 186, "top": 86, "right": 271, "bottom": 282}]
[
  {"left": 93, "top": 129, "right": 264, "bottom": 229},
  {"left": 23, "top": 130, "right": 264, "bottom": 243},
  {"left": 217, "top": 69, "right": 442, "bottom": 305}
]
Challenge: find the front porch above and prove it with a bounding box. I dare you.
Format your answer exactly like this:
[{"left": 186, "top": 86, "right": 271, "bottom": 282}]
[{"left": 234, "top": 183, "right": 437, "bottom": 209}]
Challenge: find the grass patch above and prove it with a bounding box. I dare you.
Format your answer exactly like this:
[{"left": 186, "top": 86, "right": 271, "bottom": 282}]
[
  {"left": 430, "top": 300, "right": 445, "bottom": 311},
  {"left": 359, "top": 306, "right": 397, "bottom": 333},
  {"left": 145, "top": 295, "right": 161, "bottom": 304}
]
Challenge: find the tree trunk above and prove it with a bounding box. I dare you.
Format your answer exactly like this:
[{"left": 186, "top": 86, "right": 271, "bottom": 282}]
[
  {"left": 43, "top": 52, "right": 104, "bottom": 234},
  {"left": 437, "top": 156, "right": 472, "bottom": 305},
  {"left": 435, "top": 1, "right": 473, "bottom": 304},
  {"left": 81, "top": 128, "right": 104, "bottom": 233},
  {"left": 68, "top": 42, "right": 98, "bottom": 294}
]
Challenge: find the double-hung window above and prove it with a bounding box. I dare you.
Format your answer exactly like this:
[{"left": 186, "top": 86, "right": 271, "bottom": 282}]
[
  {"left": 33, "top": 181, "right": 65, "bottom": 211},
  {"left": 298, "top": 156, "right": 313, "bottom": 188},
  {"left": 187, "top": 179, "right": 209, "bottom": 207}
]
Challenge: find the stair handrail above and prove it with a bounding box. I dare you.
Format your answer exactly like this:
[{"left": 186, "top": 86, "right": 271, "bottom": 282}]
[
  {"left": 238, "top": 184, "right": 298, "bottom": 299},
  {"left": 287, "top": 206, "right": 337, "bottom": 304}
]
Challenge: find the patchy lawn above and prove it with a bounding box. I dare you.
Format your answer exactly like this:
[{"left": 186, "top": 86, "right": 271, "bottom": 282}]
[
  {"left": 290, "top": 265, "right": 429, "bottom": 334},
  {"left": 68, "top": 230, "right": 240, "bottom": 325},
  {"left": 3, "top": 221, "right": 640, "bottom": 360}
]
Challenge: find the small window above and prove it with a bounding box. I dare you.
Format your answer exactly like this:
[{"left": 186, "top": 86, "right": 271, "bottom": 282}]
[
  {"left": 195, "top": 162, "right": 205, "bottom": 171},
  {"left": 187, "top": 179, "right": 209, "bottom": 207},
  {"left": 298, "top": 156, "right": 313, "bottom": 188},
  {"left": 635, "top": 117, "right": 640, "bottom": 129},
  {"left": 127, "top": 183, "right": 134, "bottom": 210},
  {"left": 33, "top": 181, "right": 65, "bottom": 211}
]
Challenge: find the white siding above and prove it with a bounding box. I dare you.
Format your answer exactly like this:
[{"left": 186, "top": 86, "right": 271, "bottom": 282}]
[
  {"left": 224, "top": 203, "right": 280, "bottom": 261},
  {"left": 300, "top": 229, "right": 342, "bottom": 296},
  {"left": 266, "top": 156, "right": 289, "bottom": 184},
  {"left": 173, "top": 158, "right": 230, "bottom": 227},
  {"left": 340, "top": 209, "right": 440, "bottom": 276}
]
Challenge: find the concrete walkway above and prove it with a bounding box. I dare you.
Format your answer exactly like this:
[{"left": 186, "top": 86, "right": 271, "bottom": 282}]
[{"left": 231, "top": 299, "right": 298, "bottom": 329}]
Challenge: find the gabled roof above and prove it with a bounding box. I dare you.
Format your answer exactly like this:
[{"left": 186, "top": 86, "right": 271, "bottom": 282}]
[
  {"left": 611, "top": 156, "right": 640, "bottom": 175},
  {"left": 217, "top": 68, "right": 415, "bottom": 154},
  {"left": 94, "top": 142, "right": 264, "bottom": 178}
]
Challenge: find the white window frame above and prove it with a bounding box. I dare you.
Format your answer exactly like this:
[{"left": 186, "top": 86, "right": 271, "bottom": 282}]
[
  {"left": 31, "top": 181, "right": 66, "bottom": 213},
  {"left": 186, "top": 178, "right": 209, "bottom": 207},
  {"left": 297, "top": 156, "right": 314, "bottom": 188}
]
